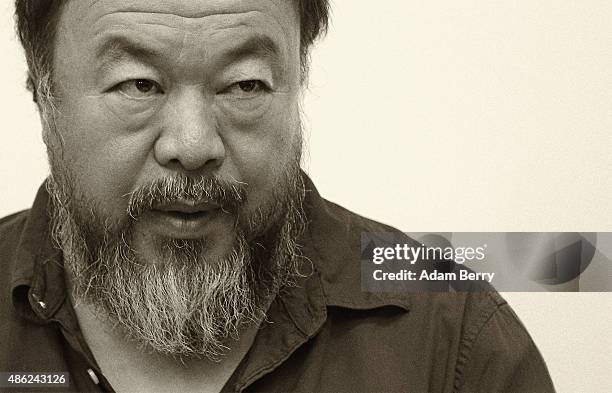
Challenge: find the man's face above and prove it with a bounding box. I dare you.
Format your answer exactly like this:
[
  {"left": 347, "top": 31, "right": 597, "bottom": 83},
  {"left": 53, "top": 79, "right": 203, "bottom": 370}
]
[
  {"left": 44, "top": 0, "right": 306, "bottom": 359},
  {"left": 50, "top": 0, "right": 302, "bottom": 263}
]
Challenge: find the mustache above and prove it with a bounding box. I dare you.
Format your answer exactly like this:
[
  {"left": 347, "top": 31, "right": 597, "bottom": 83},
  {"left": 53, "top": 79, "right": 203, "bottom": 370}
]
[{"left": 125, "top": 174, "right": 248, "bottom": 219}]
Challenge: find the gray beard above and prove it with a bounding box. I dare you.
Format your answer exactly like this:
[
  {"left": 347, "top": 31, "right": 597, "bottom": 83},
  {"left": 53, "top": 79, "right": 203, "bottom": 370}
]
[{"left": 47, "top": 158, "right": 307, "bottom": 360}]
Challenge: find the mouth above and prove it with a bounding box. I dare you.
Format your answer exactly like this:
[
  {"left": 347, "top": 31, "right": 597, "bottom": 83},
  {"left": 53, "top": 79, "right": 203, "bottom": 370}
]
[
  {"left": 144, "top": 200, "right": 224, "bottom": 239},
  {"left": 158, "top": 210, "right": 210, "bottom": 220},
  {"left": 153, "top": 199, "right": 221, "bottom": 214}
]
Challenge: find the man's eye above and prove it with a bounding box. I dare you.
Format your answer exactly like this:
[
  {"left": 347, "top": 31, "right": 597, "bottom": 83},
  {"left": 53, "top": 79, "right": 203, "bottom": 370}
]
[
  {"left": 222, "top": 80, "right": 269, "bottom": 97},
  {"left": 237, "top": 80, "right": 259, "bottom": 92},
  {"left": 113, "top": 79, "right": 163, "bottom": 99}
]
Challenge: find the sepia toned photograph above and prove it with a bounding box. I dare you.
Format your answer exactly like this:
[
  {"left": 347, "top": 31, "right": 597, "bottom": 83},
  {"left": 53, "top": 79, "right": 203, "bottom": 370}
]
[{"left": 1, "top": 1, "right": 610, "bottom": 392}]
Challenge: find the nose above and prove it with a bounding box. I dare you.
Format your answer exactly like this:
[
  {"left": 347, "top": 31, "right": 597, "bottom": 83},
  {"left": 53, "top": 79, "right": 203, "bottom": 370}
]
[{"left": 154, "top": 88, "right": 225, "bottom": 172}]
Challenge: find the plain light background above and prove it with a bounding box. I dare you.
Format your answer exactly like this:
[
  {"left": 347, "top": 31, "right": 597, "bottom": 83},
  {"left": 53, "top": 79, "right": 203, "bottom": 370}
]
[{"left": 1, "top": 1, "right": 611, "bottom": 392}]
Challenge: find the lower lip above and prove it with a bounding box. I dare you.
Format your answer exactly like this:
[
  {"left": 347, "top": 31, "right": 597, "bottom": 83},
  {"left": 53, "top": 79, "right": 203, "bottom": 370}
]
[{"left": 143, "top": 209, "right": 222, "bottom": 239}]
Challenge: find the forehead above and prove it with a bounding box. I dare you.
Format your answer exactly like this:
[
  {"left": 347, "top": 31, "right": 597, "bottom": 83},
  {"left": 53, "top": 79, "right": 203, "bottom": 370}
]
[{"left": 56, "top": 0, "right": 300, "bottom": 63}]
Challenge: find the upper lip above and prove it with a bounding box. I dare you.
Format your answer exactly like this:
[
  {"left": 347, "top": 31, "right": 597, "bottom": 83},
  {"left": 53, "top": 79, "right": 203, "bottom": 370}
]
[{"left": 153, "top": 199, "right": 221, "bottom": 214}]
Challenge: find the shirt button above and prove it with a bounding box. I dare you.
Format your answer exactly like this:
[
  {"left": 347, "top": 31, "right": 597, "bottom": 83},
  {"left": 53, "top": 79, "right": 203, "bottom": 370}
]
[{"left": 87, "top": 369, "right": 100, "bottom": 385}]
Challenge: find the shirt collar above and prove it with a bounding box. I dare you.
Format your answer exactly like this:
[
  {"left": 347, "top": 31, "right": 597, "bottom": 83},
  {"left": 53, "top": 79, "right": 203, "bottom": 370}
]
[{"left": 300, "top": 174, "right": 411, "bottom": 312}]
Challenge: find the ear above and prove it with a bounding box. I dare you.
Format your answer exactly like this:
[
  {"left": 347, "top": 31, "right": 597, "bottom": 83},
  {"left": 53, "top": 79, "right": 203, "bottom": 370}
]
[
  {"left": 26, "top": 72, "right": 38, "bottom": 103},
  {"left": 27, "top": 72, "right": 51, "bottom": 145},
  {"left": 27, "top": 72, "right": 49, "bottom": 143},
  {"left": 27, "top": 72, "right": 59, "bottom": 146}
]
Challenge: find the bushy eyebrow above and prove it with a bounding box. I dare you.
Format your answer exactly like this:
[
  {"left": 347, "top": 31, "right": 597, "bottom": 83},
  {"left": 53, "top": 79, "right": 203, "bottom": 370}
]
[
  {"left": 95, "top": 36, "right": 163, "bottom": 71},
  {"left": 220, "top": 34, "right": 284, "bottom": 78},
  {"left": 223, "top": 34, "right": 281, "bottom": 63}
]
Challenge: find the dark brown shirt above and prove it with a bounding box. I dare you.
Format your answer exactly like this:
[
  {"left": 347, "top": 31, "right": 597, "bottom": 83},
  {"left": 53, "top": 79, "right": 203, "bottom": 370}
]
[{"left": 0, "top": 177, "right": 555, "bottom": 392}]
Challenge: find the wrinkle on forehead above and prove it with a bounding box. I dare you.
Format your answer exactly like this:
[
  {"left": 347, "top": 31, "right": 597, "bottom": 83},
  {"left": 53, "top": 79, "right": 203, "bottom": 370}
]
[
  {"left": 70, "top": 0, "right": 299, "bottom": 62},
  {"left": 86, "top": 0, "right": 291, "bottom": 19},
  {"left": 92, "top": 11, "right": 269, "bottom": 39},
  {"left": 80, "top": 0, "right": 298, "bottom": 34}
]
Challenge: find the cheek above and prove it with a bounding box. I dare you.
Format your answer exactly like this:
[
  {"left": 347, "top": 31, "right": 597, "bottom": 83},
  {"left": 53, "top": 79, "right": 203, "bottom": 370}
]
[
  {"left": 220, "top": 95, "right": 300, "bottom": 206},
  {"left": 54, "top": 94, "right": 159, "bottom": 215}
]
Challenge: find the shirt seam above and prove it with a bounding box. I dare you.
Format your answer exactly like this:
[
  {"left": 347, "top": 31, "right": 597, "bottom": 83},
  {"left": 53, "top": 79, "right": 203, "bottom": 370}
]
[{"left": 452, "top": 295, "right": 508, "bottom": 393}]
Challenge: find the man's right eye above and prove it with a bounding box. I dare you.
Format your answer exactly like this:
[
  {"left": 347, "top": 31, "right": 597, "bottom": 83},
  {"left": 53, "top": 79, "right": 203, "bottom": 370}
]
[{"left": 112, "top": 79, "right": 164, "bottom": 99}]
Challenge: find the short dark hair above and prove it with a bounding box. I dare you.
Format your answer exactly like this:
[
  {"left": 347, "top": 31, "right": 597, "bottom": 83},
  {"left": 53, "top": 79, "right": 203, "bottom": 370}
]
[{"left": 14, "top": 0, "right": 330, "bottom": 103}]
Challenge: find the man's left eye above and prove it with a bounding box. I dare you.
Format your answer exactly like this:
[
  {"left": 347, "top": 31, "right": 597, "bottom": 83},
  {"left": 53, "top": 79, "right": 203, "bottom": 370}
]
[{"left": 222, "top": 80, "right": 269, "bottom": 96}]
